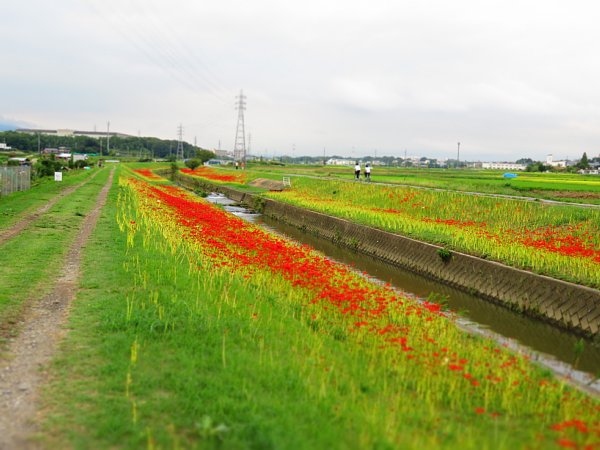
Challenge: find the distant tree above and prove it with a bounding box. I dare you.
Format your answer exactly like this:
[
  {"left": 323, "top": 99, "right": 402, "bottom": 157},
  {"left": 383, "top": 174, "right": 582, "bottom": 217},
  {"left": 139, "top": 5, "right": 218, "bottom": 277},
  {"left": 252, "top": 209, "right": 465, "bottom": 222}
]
[
  {"left": 35, "top": 156, "right": 64, "bottom": 177},
  {"left": 577, "top": 152, "right": 590, "bottom": 169},
  {"left": 516, "top": 158, "right": 534, "bottom": 165},
  {"left": 195, "top": 149, "right": 216, "bottom": 163},
  {"left": 170, "top": 162, "right": 179, "bottom": 181},
  {"left": 526, "top": 162, "right": 551, "bottom": 172},
  {"left": 185, "top": 158, "right": 202, "bottom": 170}
]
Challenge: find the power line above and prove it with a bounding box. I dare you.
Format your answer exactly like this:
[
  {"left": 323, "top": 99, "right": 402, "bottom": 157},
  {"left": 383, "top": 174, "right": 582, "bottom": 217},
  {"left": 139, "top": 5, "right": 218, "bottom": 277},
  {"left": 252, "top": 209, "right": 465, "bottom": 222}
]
[{"left": 83, "top": 0, "right": 230, "bottom": 104}]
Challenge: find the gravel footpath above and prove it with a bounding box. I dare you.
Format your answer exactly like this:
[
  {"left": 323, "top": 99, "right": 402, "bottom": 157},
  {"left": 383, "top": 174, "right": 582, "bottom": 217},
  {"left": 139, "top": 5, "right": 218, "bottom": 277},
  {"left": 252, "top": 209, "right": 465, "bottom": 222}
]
[{"left": 0, "top": 168, "right": 114, "bottom": 450}]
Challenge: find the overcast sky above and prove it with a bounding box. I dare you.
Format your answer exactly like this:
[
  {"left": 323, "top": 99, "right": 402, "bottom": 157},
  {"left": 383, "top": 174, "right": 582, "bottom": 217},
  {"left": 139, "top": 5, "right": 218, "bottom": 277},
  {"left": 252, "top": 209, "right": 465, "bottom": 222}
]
[{"left": 2, "top": 0, "right": 600, "bottom": 161}]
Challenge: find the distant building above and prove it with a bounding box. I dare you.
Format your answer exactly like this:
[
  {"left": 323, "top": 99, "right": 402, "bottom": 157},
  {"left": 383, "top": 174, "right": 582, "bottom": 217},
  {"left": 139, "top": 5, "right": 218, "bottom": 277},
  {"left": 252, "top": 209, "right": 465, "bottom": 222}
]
[
  {"left": 8, "top": 157, "right": 30, "bottom": 165},
  {"left": 56, "top": 153, "right": 88, "bottom": 162},
  {"left": 326, "top": 158, "right": 355, "bottom": 166},
  {"left": 546, "top": 154, "right": 570, "bottom": 168},
  {"left": 17, "top": 128, "right": 133, "bottom": 138},
  {"left": 481, "top": 162, "right": 526, "bottom": 171},
  {"left": 0, "top": 143, "right": 11, "bottom": 150},
  {"left": 42, "top": 147, "right": 69, "bottom": 155},
  {"left": 214, "top": 149, "right": 233, "bottom": 158},
  {"left": 204, "top": 159, "right": 227, "bottom": 166}
]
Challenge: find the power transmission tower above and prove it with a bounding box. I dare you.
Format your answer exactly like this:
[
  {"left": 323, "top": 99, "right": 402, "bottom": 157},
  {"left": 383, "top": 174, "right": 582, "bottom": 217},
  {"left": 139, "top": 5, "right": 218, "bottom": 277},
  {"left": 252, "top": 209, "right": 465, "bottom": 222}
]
[
  {"left": 176, "top": 124, "right": 184, "bottom": 161},
  {"left": 234, "top": 90, "right": 246, "bottom": 162}
]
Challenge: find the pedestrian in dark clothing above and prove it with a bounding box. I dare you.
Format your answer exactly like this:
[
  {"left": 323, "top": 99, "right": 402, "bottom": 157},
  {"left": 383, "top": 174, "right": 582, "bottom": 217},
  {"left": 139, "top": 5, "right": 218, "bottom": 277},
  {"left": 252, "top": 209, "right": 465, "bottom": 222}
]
[{"left": 354, "top": 162, "right": 361, "bottom": 180}]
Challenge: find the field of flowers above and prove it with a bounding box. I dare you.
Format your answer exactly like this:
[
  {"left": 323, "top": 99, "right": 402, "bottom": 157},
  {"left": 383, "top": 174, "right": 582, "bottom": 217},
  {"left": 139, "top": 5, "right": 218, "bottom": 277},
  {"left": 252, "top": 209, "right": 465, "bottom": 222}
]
[
  {"left": 255, "top": 177, "right": 600, "bottom": 288},
  {"left": 180, "top": 166, "right": 248, "bottom": 184},
  {"left": 249, "top": 165, "right": 600, "bottom": 204},
  {"left": 178, "top": 165, "right": 600, "bottom": 288},
  {"left": 39, "top": 169, "right": 600, "bottom": 448}
]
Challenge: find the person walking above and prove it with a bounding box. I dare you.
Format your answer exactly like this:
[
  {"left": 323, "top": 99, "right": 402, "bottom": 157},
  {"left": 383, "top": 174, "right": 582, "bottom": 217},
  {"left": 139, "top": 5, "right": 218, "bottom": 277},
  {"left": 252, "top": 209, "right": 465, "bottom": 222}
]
[
  {"left": 365, "top": 163, "right": 371, "bottom": 181},
  {"left": 354, "top": 161, "right": 361, "bottom": 180}
]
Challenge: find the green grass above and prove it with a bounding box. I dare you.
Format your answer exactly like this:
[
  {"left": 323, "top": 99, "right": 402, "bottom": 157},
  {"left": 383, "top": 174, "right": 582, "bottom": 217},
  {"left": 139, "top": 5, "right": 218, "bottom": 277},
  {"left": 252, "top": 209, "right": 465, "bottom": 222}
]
[
  {"left": 0, "top": 168, "right": 111, "bottom": 338},
  {"left": 262, "top": 177, "right": 600, "bottom": 288},
  {"left": 38, "top": 173, "right": 599, "bottom": 449},
  {"left": 0, "top": 168, "right": 99, "bottom": 230},
  {"left": 247, "top": 165, "right": 600, "bottom": 204}
]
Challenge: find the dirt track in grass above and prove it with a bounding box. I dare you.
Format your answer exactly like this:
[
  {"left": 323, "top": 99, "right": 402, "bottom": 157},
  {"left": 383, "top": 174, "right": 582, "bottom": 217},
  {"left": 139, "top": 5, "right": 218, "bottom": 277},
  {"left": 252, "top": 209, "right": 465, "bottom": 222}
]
[
  {"left": 0, "top": 169, "right": 101, "bottom": 246},
  {"left": 0, "top": 168, "right": 114, "bottom": 450}
]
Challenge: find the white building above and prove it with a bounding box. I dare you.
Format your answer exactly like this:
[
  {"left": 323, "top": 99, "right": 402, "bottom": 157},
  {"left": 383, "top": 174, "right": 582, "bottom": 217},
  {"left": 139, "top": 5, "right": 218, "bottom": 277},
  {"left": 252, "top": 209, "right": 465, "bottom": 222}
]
[
  {"left": 546, "top": 154, "right": 569, "bottom": 168},
  {"left": 0, "top": 143, "right": 11, "bottom": 150},
  {"left": 214, "top": 149, "right": 233, "bottom": 158},
  {"left": 17, "top": 128, "right": 132, "bottom": 138},
  {"left": 326, "top": 158, "right": 355, "bottom": 166},
  {"left": 481, "top": 162, "right": 526, "bottom": 170},
  {"left": 56, "top": 153, "right": 88, "bottom": 161}
]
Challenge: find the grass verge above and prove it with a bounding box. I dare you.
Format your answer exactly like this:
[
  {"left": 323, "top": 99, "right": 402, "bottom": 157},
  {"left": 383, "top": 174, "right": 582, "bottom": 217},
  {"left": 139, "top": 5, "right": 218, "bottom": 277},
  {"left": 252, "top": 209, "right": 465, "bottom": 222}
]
[
  {"left": 0, "top": 168, "right": 111, "bottom": 341},
  {"left": 0, "top": 169, "right": 99, "bottom": 231}
]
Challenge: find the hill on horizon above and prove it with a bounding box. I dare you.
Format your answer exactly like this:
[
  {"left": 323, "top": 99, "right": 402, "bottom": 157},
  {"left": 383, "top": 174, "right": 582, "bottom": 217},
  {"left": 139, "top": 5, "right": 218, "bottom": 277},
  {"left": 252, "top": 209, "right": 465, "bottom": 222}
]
[{"left": 0, "top": 123, "right": 17, "bottom": 132}]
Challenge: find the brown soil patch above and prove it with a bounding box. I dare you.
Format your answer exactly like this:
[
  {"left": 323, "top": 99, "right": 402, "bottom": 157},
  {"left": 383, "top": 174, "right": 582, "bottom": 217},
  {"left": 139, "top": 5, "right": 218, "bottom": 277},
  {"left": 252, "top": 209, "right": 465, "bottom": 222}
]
[
  {"left": 0, "top": 168, "right": 114, "bottom": 449},
  {"left": 531, "top": 189, "right": 600, "bottom": 199}
]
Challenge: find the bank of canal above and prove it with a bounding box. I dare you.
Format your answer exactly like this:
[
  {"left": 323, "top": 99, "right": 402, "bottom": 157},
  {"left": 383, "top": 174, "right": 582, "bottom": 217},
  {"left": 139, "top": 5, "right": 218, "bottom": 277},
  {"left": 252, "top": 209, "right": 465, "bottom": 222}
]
[{"left": 205, "top": 192, "right": 600, "bottom": 393}]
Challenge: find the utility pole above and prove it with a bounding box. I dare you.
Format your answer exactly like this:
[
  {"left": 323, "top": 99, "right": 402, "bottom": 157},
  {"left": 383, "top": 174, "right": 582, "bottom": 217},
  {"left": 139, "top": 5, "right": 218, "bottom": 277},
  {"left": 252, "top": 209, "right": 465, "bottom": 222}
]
[
  {"left": 106, "top": 121, "right": 110, "bottom": 156},
  {"left": 457, "top": 141, "right": 461, "bottom": 168},
  {"left": 176, "top": 124, "right": 184, "bottom": 161},
  {"left": 233, "top": 90, "right": 247, "bottom": 162}
]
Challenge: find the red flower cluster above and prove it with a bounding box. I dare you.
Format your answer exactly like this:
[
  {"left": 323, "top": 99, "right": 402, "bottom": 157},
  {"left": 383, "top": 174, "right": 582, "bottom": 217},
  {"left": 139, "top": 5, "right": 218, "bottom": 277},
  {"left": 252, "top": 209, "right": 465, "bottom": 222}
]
[
  {"left": 133, "top": 169, "right": 163, "bottom": 180},
  {"left": 521, "top": 225, "right": 600, "bottom": 263},
  {"left": 180, "top": 167, "right": 246, "bottom": 183},
  {"left": 130, "top": 180, "right": 452, "bottom": 362},
  {"left": 550, "top": 419, "right": 600, "bottom": 449}
]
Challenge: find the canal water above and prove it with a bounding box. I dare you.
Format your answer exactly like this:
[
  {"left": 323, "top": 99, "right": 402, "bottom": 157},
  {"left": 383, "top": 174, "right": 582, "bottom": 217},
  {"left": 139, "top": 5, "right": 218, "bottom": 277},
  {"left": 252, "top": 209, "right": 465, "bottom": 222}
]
[{"left": 206, "top": 193, "right": 600, "bottom": 392}]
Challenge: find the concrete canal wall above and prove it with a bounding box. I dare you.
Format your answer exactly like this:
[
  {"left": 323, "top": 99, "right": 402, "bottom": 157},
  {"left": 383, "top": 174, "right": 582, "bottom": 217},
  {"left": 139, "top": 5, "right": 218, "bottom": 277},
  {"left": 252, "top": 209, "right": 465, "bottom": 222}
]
[{"left": 174, "top": 173, "right": 600, "bottom": 337}]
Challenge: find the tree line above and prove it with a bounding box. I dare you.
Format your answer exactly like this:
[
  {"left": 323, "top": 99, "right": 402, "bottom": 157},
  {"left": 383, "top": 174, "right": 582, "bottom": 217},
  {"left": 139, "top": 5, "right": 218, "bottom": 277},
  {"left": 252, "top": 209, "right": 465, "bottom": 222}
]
[{"left": 0, "top": 131, "right": 207, "bottom": 159}]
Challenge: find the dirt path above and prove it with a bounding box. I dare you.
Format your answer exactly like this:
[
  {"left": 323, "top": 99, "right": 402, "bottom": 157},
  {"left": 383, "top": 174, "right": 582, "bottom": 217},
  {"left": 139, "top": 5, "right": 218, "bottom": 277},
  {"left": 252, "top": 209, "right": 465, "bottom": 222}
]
[
  {"left": 0, "top": 168, "right": 102, "bottom": 245},
  {"left": 0, "top": 168, "right": 114, "bottom": 450}
]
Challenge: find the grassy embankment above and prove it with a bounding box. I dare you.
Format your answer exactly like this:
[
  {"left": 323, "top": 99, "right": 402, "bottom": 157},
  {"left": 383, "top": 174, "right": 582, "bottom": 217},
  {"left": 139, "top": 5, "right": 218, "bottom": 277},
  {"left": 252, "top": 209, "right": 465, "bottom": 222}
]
[
  {"left": 263, "top": 177, "right": 600, "bottom": 288},
  {"left": 38, "top": 172, "right": 599, "bottom": 449},
  {"left": 0, "top": 168, "right": 99, "bottom": 230},
  {"left": 175, "top": 167, "right": 600, "bottom": 288},
  {"left": 0, "top": 167, "right": 111, "bottom": 341}
]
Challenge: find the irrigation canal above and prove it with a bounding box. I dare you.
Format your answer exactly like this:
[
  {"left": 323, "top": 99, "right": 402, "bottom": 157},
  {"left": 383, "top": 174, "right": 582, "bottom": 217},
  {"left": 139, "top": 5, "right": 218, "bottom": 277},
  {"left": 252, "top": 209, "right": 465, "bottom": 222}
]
[{"left": 205, "top": 192, "right": 600, "bottom": 393}]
